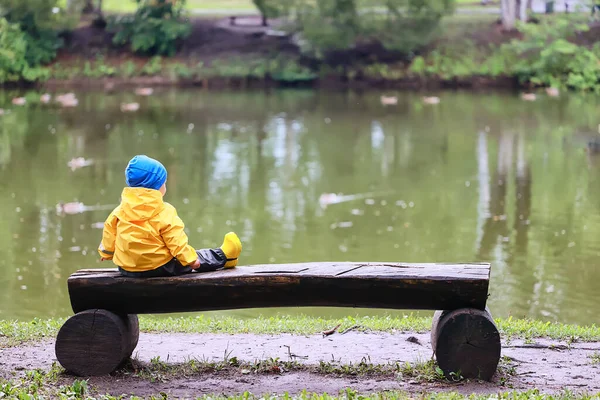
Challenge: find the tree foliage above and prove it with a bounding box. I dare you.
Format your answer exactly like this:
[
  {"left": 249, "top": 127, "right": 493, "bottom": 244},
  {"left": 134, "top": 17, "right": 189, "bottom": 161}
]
[
  {"left": 108, "top": 0, "right": 191, "bottom": 57},
  {"left": 504, "top": 16, "right": 600, "bottom": 91},
  {"left": 0, "top": 18, "right": 50, "bottom": 82},
  {"left": 252, "top": 0, "right": 282, "bottom": 26},
  {"left": 0, "top": 0, "right": 66, "bottom": 65},
  {"left": 280, "top": 0, "right": 455, "bottom": 60}
]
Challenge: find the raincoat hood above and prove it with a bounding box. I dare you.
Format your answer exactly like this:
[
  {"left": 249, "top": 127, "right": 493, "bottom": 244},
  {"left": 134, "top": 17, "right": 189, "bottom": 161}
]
[{"left": 116, "top": 187, "right": 165, "bottom": 222}]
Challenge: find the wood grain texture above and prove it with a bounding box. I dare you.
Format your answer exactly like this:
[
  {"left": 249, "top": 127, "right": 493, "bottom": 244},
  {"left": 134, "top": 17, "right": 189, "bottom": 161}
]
[
  {"left": 55, "top": 309, "right": 133, "bottom": 376},
  {"left": 430, "top": 308, "right": 501, "bottom": 381},
  {"left": 68, "top": 262, "right": 491, "bottom": 314}
]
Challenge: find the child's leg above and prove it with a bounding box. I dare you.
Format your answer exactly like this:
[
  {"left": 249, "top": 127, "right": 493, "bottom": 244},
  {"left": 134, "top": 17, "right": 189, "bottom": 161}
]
[
  {"left": 193, "top": 249, "right": 228, "bottom": 272},
  {"left": 193, "top": 233, "right": 242, "bottom": 272},
  {"left": 118, "top": 259, "right": 192, "bottom": 278}
]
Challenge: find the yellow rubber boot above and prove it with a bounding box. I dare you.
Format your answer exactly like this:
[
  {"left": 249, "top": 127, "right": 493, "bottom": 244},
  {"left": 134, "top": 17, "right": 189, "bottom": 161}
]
[{"left": 220, "top": 232, "right": 242, "bottom": 269}]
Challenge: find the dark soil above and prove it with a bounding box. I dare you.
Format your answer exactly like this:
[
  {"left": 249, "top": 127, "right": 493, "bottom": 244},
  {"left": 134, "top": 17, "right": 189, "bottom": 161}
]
[
  {"left": 2, "top": 332, "right": 599, "bottom": 397},
  {"left": 58, "top": 16, "right": 295, "bottom": 63}
]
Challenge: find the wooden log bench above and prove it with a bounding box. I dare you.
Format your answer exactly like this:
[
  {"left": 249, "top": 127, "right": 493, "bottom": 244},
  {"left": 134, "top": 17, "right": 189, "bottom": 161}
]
[{"left": 55, "top": 262, "right": 501, "bottom": 380}]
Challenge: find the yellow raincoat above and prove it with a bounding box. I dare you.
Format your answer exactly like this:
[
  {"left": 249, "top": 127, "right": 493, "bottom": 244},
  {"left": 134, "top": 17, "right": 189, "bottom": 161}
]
[{"left": 98, "top": 187, "right": 198, "bottom": 272}]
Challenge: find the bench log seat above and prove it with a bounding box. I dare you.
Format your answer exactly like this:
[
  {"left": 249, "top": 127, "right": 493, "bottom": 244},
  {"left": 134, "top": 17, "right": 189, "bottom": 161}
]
[{"left": 55, "top": 262, "right": 501, "bottom": 380}]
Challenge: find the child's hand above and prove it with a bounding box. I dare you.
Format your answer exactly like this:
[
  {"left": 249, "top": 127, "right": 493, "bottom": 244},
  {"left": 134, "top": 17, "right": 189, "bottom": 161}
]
[
  {"left": 190, "top": 258, "right": 201, "bottom": 269},
  {"left": 100, "top": 257, "right": 111, "bottom": 262}
]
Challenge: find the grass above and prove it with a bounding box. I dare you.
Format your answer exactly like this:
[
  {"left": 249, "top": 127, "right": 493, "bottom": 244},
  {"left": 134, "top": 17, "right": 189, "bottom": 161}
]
[
  {"left": 2, "top": 314, "right": 600, "bottom": 347},
  {"left": 97, "top": 0, "right": 503, "bottom": 14},
  {"left": 120, "top": 355, "right": 451, "bottom": 383},
  {"left": 0, "top": 364, "right": 596, "bottom": 400}
]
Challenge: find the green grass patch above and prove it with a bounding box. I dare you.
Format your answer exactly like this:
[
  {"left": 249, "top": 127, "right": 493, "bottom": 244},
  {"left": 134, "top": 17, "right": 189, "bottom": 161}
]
[
  {"left": 0, "top": 364, "right": 596, "bottom": 400},
  {"left": 2, "top": 315, "right": 600, "bottom": 348},
  {"left": 98, "top": 0, "right": 500, "bottom": 14}
]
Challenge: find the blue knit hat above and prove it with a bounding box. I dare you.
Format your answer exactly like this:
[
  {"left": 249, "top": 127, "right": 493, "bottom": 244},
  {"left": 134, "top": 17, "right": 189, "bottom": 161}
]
[{"left": 125, "top": 155, "right": 167, "bottom": 190}]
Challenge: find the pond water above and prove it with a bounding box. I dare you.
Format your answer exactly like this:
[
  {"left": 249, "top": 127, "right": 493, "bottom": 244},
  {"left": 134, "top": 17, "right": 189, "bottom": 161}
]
[{"left": 1, "top": 88, "right": 600, "bottom": 324}]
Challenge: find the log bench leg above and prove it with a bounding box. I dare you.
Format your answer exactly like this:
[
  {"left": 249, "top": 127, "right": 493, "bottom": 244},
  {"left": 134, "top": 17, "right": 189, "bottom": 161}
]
[
  {"left": 55, "top": 309, "right": 139, "bottom": 376},
  {"left": 431, "top": 307, "right": 501, "bottom": 381}
]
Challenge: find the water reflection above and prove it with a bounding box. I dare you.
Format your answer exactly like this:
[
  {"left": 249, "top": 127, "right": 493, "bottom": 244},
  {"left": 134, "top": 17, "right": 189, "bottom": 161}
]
[{"left": 1, "top": 89, "right": 600, "bottom": 324}]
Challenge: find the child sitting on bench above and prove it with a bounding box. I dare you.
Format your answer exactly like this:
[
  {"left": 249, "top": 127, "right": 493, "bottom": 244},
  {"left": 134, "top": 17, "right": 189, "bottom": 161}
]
[{"left": 98, "top": 155, "right": 242, "bottom": 277}]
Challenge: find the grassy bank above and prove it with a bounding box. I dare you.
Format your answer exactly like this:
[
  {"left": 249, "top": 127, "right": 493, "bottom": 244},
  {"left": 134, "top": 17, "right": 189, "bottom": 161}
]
[
  {"left": 97, "top": 0, "right": 497, "bottom": 14},
  {"left": 0, "top": 365, "right": 598, "bottom": 400},
  {"left": 2, "top": 315, "right": 600, "bottom": 347},
  {"left": 30, "top": 11, "right": 598, "bottom": 92}
]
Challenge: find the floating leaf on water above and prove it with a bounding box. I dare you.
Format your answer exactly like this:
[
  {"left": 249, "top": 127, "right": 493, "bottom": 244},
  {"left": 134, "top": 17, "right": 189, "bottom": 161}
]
[
  {"left": 338, "top": 221, "right": 353, "bottom": 228},
  {"left": 546, "top": 87, "right": 560, "bottom": 97},
  {"left": 56, "top": 93, "right": 78, "bottom": 107},
  {"left": 69, "top": 246, "right": 81, "bottom": 252},
  {"left": 56, "top": 202, "right": 85, "bottom": 215},
  {"left": 121, "top": 102, "right": 140, "bottom": 112},
  {"left": 365, "top": 199, "right": 375, "bottom": 205},
  {"left": 20, "top": 285, "right": 27, "bottom": 290},
  {"left": 521, "top": 93, "right": 536, "bottom": 101},
  {"left": 380, "top": 96, "right": 397, "bottom": 106},
  {"left": 135, "top": 87, "right": 154, "bottom": 96},
  {"left": 351, "top": 209, "right": 364, "bottom": 216},
  {"left": 422, "top": 96, "right": 440, "bottom": 105},
  {"left": 91, "top": 222, "right": 104, "bottom": 229},
  {"left": 67, "top": 157, "right": 94, "bottom": 171}
]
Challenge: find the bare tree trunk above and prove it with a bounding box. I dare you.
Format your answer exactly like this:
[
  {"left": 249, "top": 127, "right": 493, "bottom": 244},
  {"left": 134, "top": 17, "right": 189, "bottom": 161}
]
[
  {"left": 501, "top": 0, "right": 517, "bottom": 30},
  {"left": 519, "top": 0, "right": 528, "bottom": 21},
  {"left": 82, "top": 0, "right": 95, "bottom": 13}
]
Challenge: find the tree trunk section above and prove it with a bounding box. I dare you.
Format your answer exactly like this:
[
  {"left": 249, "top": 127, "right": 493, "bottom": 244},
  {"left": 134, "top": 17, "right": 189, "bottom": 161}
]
[
  {"left": 124, "top": 314, "right": 140, "bottom": 359},
  {"left": 518, "top": 0, "right": 528, "bottom": 21},
  {"left": 431, "top": 308, "right": 501, "bottom": 381},
  {"left": 67, "top": 263, "right": 491, "bottom": 315},
  {"left": 501, "top": 0, "right": 517, "bottom": 30},
  {"left": 55, "top": 309, "right": 136, "bottom": 376}
]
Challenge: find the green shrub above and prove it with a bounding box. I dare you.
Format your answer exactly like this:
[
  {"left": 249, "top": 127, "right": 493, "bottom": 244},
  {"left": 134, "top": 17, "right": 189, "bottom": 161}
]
[
  {"left": 503, "top": 16, "right": 600, "bottom": 91},
  {"left": 168, "top": 62, "right": 193, "bottom": 79},
  {"left": 289, "top": 0, "right": 454, "bottom": 59},
  {"left": 0, "top": 18, "right": 49, "bottom": 83},
  {"left": 252, "top": 0, "right": 285, "bottom": 26},
  {"left": 269, "top": 58, "right": 317, "bottom": 82},
  {"left": 141, "top": 56, "right": 163, "bottom": 75},
  {"left": 0, "top": 0, "right": 66, "bottom": 65},
  {"left": 120, "top": 60, "right": 138, "bottom": 77},
  {"left": 108, "top": 0, "right": 191, "bottom": 56}
]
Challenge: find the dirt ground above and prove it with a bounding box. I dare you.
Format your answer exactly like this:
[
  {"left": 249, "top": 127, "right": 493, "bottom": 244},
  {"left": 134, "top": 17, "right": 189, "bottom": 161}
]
[
  {"left": 60, "top": 16, "right": 294, "bottom": 63},
  {"left": 1, "top": 331, "right": 599, "bottom": 397}
]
